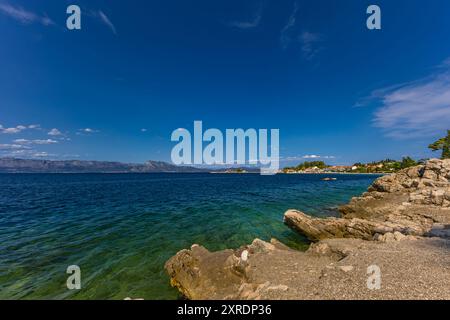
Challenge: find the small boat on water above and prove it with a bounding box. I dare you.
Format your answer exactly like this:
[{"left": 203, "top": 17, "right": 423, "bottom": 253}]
[{"left": 322, "top": 177, "right": 337, "bottom": 181}]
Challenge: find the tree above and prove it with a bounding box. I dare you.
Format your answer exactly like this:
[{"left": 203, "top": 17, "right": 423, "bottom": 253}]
[
  {"left": 428, "top": 130, "right": 450, "bottom": 159},
  {"left": 400, "top": 156, "right": 417, "bottom": 169}
]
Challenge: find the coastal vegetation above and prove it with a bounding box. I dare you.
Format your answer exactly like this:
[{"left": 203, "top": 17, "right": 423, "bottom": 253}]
[
  {"left": 282, "top": 157, "right": 419, "bottom": 174},
  {"left": 283, "top": 161, "right": 328, "bottom": 173},
  {"left": 283, "top": 131, "right": 450, "bottom": 174}
]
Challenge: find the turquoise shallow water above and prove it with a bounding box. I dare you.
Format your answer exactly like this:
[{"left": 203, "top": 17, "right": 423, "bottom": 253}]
[{"left": 0, "top": 173, "right": 379, "bottom": 299}]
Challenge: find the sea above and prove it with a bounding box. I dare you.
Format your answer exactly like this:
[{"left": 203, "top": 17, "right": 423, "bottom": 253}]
[{"left": 0, "top": 173, "right": 379, "bottom": 299}]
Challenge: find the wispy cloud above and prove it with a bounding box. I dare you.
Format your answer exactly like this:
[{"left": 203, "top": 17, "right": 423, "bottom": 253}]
[
  {"left": 0, "top": 143, "right": 30, "bottom": 150},
  {"left": 228, "top": 4, "right": 264, "bottom": 29},
  {"left": 370, "top": 59, "right": 450, "bottom": 139},
  {"left": 32, "top": 151, "right": 52, "bottom": 158},
  {"left": 299, "top": 31, "right": 323, "bottom": 60},
  {"left": 97, "top": 10, "right": 116, "bottom": 35},
  {"left": 0, "top": 147, "right": 55, "bottom": 158},
  {"left": 83, "top": 8, "right": 117, "bottom": 34},
  {"left": 0, "top": 2, "right": 54, "bottom": 26},
  {"left": 280, "top": 2, "right": 299, "bottom": 50},
  {"left": 280, "top": 3, "right": 323, "bottom": 60}
]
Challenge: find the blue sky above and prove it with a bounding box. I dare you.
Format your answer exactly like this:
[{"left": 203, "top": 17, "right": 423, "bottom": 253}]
[{"left": 1, "top": 0, "right": 450, "bottom": 165}]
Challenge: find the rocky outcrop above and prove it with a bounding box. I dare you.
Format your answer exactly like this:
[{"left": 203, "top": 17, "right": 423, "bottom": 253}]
[
  {"left": 165, "top": 159, "right": 450, "bottom": 300},
  {"left": 165, "top": 237, "right": 450, "bottom": 300},
  {"left": 284, "top": 159, "right": 450, "bottom": 241},
  {"left": 284, "top": 209, "right": 430, "bottom": 241}
]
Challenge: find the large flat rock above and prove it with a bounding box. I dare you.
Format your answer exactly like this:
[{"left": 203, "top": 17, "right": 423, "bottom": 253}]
[{"left": 165, "top": 237, "right": 450, "bottom": 300}]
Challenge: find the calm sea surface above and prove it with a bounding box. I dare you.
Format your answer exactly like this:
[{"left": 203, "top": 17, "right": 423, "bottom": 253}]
[{"left": 0, "top": 173, "right": 379, "bottom": 299}]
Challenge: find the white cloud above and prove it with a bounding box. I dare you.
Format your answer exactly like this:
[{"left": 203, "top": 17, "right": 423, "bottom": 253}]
[
  {"left": 281, "top": 155, "right": 336, "bottom": 161},
  {"left": 48, "top": 128, "right": 62, "bottom": 136},
  {"left": 14, "top": 139, "right": 58, "bottom": 145},
  {"left": 98, "top": 10, "right": 116, "bottom": 35},
  {"left": 77, "top": 128, "right": 99, "bottom": 135},
  {"left": 80, "top": 128, "right": 98, "bottom": 133},
  {"left": 1, "top": 125, "right": 27, "bottom": 134},
  {"left": 32, "top": 152, "right": 50, "bottom": 158},
  {"left": 12, "top": 139, "right": 28, "bottom": 144},
  {"left": 303, "top": 155, "right": 335, "bottom": 159},
  {"left": 141, "top": 128, "right": 148, "bottom": 132},
  {"left": 0, "top": 3, "right": 54, "bottom": 26},
  {"left": 303, "top": 154, "right": 321, "bottom": 159},
  {"left": 0, "top": 124, "right": 41, "bottom": 134},
  {"left": 2, "top": 127, "right": 21, "bottom": 134},
  {"left": 372, "top": 59, "right": 450, "bottom": 139},
  {"left": 34, "top": 139, "right": 58, "bottom": 145}
]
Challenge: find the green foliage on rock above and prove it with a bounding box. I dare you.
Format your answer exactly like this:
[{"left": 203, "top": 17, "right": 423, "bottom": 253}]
[
  {"left": 429, "top": 130, "right": 450, "bottom": 159},
  {"left": 400, "top": 156, "right": 417, "bottom": 169}
]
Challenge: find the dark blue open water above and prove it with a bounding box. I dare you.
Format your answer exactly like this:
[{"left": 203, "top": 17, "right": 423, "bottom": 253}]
[{"left": 0, "top": 173, "right": 379, "bottom": 299}]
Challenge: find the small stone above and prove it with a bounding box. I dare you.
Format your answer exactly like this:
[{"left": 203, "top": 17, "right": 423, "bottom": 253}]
[
  {"left": 266, "top": 285, "right": 289, "bottom": 292},
  {"left": 339, "top": 265, "right": 354, "bottom": 273}
]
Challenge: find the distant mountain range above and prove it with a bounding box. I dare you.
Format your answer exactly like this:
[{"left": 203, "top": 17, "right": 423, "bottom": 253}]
[{"left": 0, "top": 158, "right": 207, "bottom": 173}]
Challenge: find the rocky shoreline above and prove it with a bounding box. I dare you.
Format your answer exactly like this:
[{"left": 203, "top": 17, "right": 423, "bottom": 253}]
[{"left": 165, "top": 159, "right": 450, "bottom": 300}]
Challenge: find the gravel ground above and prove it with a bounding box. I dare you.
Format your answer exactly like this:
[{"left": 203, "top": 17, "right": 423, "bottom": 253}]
[{"left": 246, "top": 237, "right": 450, "bottom": 300}]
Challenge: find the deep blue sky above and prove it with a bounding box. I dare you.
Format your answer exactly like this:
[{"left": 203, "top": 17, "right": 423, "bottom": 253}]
[{"left": 1, "top": 0, "right": 450, "bottom": 165}]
